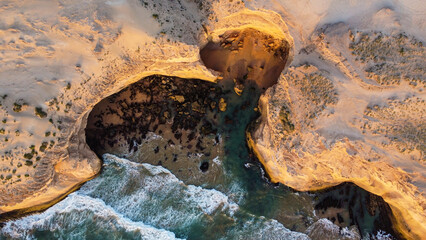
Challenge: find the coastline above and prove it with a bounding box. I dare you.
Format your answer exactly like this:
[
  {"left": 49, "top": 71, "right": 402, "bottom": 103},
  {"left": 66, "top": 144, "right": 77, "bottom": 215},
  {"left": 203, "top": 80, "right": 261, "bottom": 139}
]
[
  {"left": 0, "top": 170, "right": 100, "bottom": 223},
  {"left": 246, "top": 128, "right": 423, "bottom": 240}
]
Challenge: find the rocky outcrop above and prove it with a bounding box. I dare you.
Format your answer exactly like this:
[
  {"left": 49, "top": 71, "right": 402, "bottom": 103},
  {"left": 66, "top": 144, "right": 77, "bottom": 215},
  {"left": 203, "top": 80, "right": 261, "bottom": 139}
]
[
  {"left": 249, "top": 62, "right": 426, "bottom": 239},
  {"left": 0, "top": 2, "right": 294, "bottom": 221}
]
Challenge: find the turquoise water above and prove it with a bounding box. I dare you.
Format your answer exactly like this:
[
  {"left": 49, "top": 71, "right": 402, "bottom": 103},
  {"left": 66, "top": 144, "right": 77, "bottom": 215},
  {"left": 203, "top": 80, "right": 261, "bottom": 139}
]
[
  {"left": 0, "top": 77, "right": 397, "bottom": 239},
  {"left": 214, "top": 80, "right": 315, "bottom": 232}
]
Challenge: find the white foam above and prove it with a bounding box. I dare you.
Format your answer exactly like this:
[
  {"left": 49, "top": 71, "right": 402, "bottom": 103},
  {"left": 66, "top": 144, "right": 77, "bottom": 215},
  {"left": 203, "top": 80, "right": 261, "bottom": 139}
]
[
  {"left": 374, "top": 230, "right": 394, "bottom": 240},
  {"left": 186, "top": 185, "right": 229, "bottom": 215},
  {"left": 2, "top": 154, "right": 310, "bottom": 239},
  {"left": 306, "top": 218, "right": 361, "bottom": 240},
  {"left": 0, "top": 193, "right": 181, "bottom": 240},
  {"left": 212, "top": 156, "right": 221, "bottom": 166},
  {"left": 226, "top": 218, "right": 309, "bottom": 240},
  {"left": 83, "top": 154, "right": 239, "bottom": 222}
]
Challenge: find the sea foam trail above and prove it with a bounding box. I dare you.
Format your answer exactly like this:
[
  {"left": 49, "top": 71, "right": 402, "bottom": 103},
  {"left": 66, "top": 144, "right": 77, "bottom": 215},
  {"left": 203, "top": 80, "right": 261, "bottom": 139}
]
[
  {"left": 1, "top": 154, "right": 310, "bottom": 239},
  {"left": 82, "top": 154, "right": 309, "bottom": 239},
  {"left": 0, "top": 193, "right": 180, "bottom": 240},
  {"left": 78, "top": 154, "right": 240, "bottom": 231}
]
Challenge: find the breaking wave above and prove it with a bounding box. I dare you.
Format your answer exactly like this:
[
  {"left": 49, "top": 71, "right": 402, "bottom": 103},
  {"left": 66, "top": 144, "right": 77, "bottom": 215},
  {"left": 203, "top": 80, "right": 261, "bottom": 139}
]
[
  {"left": 0, "top": 193, "right": 180, "bottom": 240},
  {"left": 1, "top": 154, "right": 309, "bottom": 239}
]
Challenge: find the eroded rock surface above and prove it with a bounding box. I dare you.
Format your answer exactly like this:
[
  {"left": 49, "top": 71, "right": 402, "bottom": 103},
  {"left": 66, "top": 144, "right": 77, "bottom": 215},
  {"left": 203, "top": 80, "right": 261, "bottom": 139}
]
[
  {"left": 249, "top": 29, "right": 426, "bottom": 239},
  {"left": 201, "top": 28, "right": 291, "bottom": 91},
  {"left": 86, "top": 75, "right": 225, "bottom": 186}
]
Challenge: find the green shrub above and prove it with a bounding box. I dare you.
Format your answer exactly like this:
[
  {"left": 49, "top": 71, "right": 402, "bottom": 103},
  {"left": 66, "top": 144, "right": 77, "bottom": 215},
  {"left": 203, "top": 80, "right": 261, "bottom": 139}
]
[
  {"left": 279, "top": 106, "right": 295, "bottom": 133},
  {"left": 13, "top": 102, "right": 22, "bottom": 112},
  {"left": 39, "top": 142, "right": 48, "bottom": 152},
  {"left": 35, "top": 107, "right": 47, "bottom": 118},
  {"left": 64, "top": 102, "right": 72, "bottom": 113}
]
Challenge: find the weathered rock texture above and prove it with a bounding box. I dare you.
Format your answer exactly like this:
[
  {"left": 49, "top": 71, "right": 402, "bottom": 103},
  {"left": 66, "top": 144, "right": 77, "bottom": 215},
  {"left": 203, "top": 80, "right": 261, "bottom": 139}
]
[{"left": 248, "top": 30, "right": 425, "bottom": 239}]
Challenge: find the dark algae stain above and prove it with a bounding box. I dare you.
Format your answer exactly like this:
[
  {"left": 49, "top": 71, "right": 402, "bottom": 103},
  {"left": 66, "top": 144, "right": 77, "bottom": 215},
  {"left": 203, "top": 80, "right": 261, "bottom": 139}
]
[{"left": 86, "top": 75, "right": 226, "bottom": 187}]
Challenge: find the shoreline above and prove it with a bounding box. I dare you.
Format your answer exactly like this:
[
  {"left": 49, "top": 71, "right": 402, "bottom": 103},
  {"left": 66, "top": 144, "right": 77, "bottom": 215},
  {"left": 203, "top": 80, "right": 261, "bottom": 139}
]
[
  {"left": 246, "top": 128, "right": 418, "bottom": 240},
  {"left": 0, "top": 172, "right": 99, "bottom": 224}
]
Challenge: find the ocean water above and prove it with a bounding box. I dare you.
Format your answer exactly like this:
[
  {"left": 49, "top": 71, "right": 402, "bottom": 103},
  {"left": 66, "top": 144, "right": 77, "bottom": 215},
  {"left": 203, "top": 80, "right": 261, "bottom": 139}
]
[
  {"left": 211, "top": 81, "right": 317, "bottom": 233},
  {"left": 0, "top": 77, "right": 396, "bottom": 239},
  {"left": 0, "top": 154, "right": 309, "bottom": 240}
]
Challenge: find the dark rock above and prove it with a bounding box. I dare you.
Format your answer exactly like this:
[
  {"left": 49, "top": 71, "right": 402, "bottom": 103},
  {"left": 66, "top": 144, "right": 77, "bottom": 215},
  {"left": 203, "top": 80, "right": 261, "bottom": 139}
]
[
  {"left": 200, "top": 162, "right": 209, "bottom": 172},
  {"left": 337, "top": 213, "right": 344, "bottom": 224}
]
